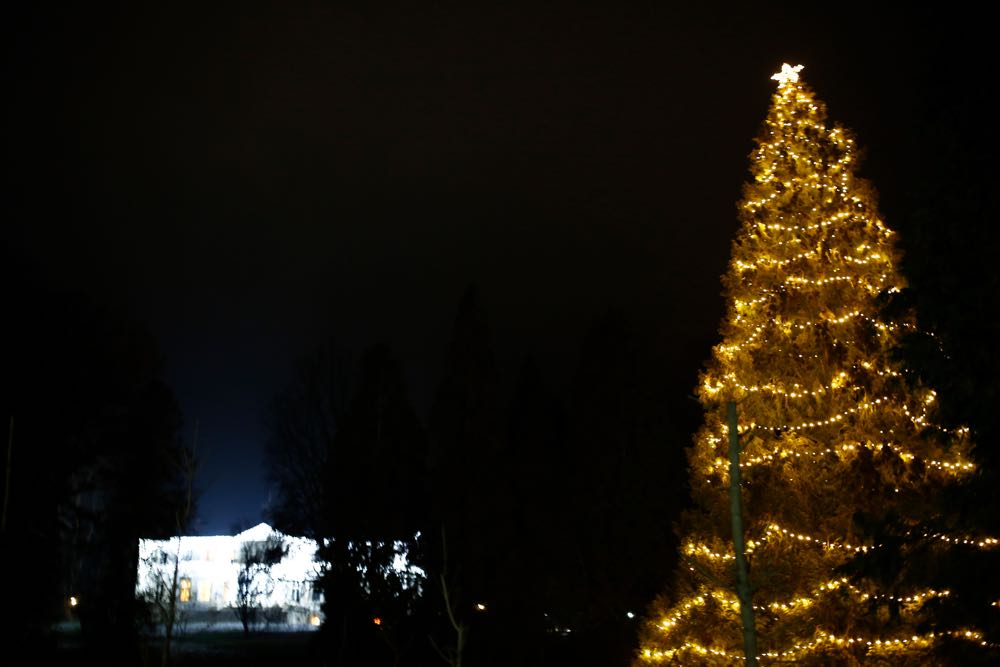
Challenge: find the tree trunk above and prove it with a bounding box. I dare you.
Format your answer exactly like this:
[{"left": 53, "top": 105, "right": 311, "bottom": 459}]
[
  {"left": 162, "top": 538, "right": 180, "bottom": 667},
  {"left": 163, "top": 425, "right": 197, "bottom": 667}
]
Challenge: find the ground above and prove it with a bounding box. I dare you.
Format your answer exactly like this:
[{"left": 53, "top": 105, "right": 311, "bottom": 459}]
[{"left": 53, "top": 623, "right": 315, "bottom": 667}]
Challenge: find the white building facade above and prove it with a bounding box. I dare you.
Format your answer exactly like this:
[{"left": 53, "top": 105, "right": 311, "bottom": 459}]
[{"left": 137, "top": 523, "right": 324, "bottom": 628}]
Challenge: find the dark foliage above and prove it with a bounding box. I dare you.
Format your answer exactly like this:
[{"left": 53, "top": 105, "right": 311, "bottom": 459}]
[
  {"left": 264, "top": 341, "right": 352, "bottom": 540},
  {"left": 315, "top": 342, "right": 430, "bottom": 665},
  {"left": 234, "top": 535, "right": 288, "bottom": 635},
  {"left": 0, "top": 259, "right": 190, "bottom": 663},
  {"left": 563, "top": 309, "right": 685, "bottom": 661},
  {"left": 859, "top": 47, "right": 1000, "bottom": 662},
  {"left": 425, "top": 287, "right": 514, "bottom": 662}
]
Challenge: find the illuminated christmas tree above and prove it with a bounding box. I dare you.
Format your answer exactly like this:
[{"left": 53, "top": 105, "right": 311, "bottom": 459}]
[{"left": 637, "top": 64, "right": 993, "bottom": 664}]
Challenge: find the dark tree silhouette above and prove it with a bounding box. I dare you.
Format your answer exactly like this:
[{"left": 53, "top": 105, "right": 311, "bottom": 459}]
[
  {"left": 317, "top": 342, "right": 429, "bottom": 666},
  {"left": 264, "top": 340, "right": 352, "bottom": 539},
  {"left": 876, "top": 57, "right": 1000, "bottom": 662},
  {"left": 234, "top": 535, "right": 288, "bottom": 636},
  {"left": 426, "top": 288, "right": 515, "bottom": 665},
  {"left": 567, "top": 309, "right": 682, "bottom": 664},
  {"left": 504, "top": 355, "right": 572, "bottom": 650},
  {"left": 0, "top": 264, "right": 190, "bottom": 662}
]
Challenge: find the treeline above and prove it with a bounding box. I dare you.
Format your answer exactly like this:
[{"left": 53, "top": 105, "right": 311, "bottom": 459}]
[
  {"left": 0, "top": 255, "right": 695, "bottom": 666},
  {"left": 0, "top": 253, "right": 193, "bottom": 665},
  {"left": 264, "top": 288, "right": 693, "bottom": 666}
]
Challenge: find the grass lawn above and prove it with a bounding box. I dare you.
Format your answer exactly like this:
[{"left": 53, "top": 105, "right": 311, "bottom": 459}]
[
  {"left": 169, "top": 631, "right": 317, "bottom": 665},
  {"left": 53, "top": 623, "right": 319, "bottom": 667}
]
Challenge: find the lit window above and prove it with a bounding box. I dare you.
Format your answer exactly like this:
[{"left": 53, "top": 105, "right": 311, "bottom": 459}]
[
  {"left": 198, "top": 582, "right": 211, "bottom": 603},
  {"left": 180, "top": 578, "right": 192, "bottom": 603}
]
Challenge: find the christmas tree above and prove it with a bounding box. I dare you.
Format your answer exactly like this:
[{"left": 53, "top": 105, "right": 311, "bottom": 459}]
[{"left": 637, "top": 64, "right": 993, "bottom": 664}]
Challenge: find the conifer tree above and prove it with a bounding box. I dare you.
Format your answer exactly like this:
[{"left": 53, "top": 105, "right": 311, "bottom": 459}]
[{"left": 637, "top": 64, "right": 993, "bottom": 664}]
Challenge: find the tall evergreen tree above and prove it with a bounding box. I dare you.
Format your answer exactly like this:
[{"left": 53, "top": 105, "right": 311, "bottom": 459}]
[
  {"left": 506, "top": 355, "right": 571, "bottom": 627},
  {"left": 569, "top": 309, "right": 679, "bottom": 649},
  {"left": 637, "top": 65, "right": 993, "bottom": 664},
  {"left": 317, "top": 342, "right": 429, "bottom": 666},
  {"left": 426, "top": 287, "right": 514, "bottom": 664},
  {"left": 0, "top": 271, "right": 189, "bottom": 662},
  {"left": 264, "top": 340, "right": 352, "bottom": 539}
]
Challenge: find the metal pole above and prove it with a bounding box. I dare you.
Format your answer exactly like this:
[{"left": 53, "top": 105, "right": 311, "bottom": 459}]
[{"left": 727, "top": 401, "right": 758, "bottom": 665}]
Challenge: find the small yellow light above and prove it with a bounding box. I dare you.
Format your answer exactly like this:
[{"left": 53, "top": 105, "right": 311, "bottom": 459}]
[
  {"left": 69, "top": 596, "right": 78, "bottom": 607},
  {"left": 475, "top": 602, "right": 487, "bottom": 612},
  {"left": 373, "top": 617, "right": 382, "bottom": 626},
  {"left": 309, "top": 614, "right": 321, "bottom": 627}
]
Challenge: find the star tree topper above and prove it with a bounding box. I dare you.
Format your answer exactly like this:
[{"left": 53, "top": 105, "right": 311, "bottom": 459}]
[{"left": 771, "top": 63, "right": 804, "bottom": 85}]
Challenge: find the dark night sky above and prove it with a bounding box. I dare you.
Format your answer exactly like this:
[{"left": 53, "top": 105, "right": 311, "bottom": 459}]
[{"left": 3, "top": 4, "right": 986, "bottom": 534}]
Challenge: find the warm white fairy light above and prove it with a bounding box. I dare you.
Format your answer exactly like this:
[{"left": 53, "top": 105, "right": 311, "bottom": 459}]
[
  {"left": 705, "top": 440, "right": 974, "bottom": 477},
  {"left": 683, "top": 541, "right": 735, "bottom": 562},
  {"left": 746, "top": 396, "right": 888, "bottom": 433},
  {"left": 684, "top": 524, "right": 999, "bottom": 565},
  {"left": 715, "top": 308, "right": 919, "bottom": 357},
  {"left": 922, "top": 532, "right": 1000, "bottom": 549},
  {"left": 640, "top": 629, "right": 987, "bottom": 663},
  {"left": 703, "top": 368, "right": 894, "bottom": 399},
  {"left": 762, "top": 522, "right": 870, "bottom": 553}
]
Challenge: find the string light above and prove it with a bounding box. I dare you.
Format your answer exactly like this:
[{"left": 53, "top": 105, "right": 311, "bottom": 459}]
[
  {"left": 716, "top": 310, "right": 918, "bottom": 356},
  {"left": 683, "top": 542, "right": 735, "bottom": 562},
  {"left": 748, "top": 396, "right": 889, "bottom": 433},
  {"left": 684, "top": 522, "right": 999, "bottom": 564},
  {"left": 921, "top": 532, "right": 1000, "bottom": 549},
  {"left": 703, "top": 368, "right": 882, "bottom": 398},
  {"left": 706, "top": 441, "right": 974, "bottom": 477},
  {"left": 640, "top": 629, "right": 987, "bottom": 663},
  {"left": 656, "top": 580, "right": 986, "bottom": 653},
  {"left": 734, "top": 250, "right": 817, "bottom": 271},
  {"left": 706, "top": 392, "right": 963, "bottom": 438},
  {"left": 762, "top": 522, "right": 870, "bottom": 553}
]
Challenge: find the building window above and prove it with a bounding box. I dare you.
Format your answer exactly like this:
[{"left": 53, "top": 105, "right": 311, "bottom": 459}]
[
  {"left": 198, "top": 581, "right": 211, "bottom": 603},
  {"left": 180, "top": 578, "right": 192, "bottom": 603}
]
